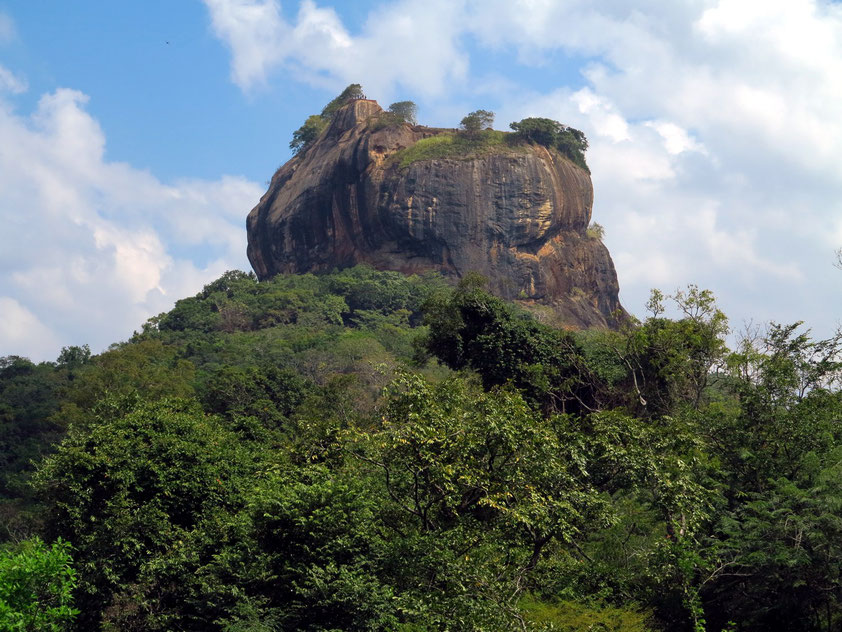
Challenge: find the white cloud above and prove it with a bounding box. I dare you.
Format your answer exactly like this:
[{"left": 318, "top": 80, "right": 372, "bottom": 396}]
[
  {"left": 0, "top": 297, "right": 60, "bottom": 359},
  {"left": 0, "top": 64, "right": 26, "bottom": 94},
  {"left": 571, "top": 89, "right": 630, "bottom": 143},
  {"left": 0, "top": 12, "right": 15, "bottom": 44},
  {"left": 203, "top": 0, "right": 469, "bottom": 98},
  {"left": 0, "top": 88, "right": 263, "bottom": 361},
  {"left": 204, "top": 0, "right": 290, "bottom": 89},
  {"left": 645, "top": 121, "right": 705, "bottom": 156}
]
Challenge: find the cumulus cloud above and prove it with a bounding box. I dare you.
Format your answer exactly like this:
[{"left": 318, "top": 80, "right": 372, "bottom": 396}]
[
  {"left": 0, "top": 88, "right": 263, "bottom": 361},
  {"left": 0, "top": 297, "right": 60, "bottom": 360},
  {"left": 203, "top": 0, "right": 469, "bottom": 98}
]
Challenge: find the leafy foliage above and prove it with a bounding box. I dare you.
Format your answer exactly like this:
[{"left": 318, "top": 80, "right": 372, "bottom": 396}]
[
  {"left": 460, "top": 109, "right": 495, "bottom": 136},
  {"left": 289, "top": 114, "right": 327, "bottom": 154},
  {"left": 320, "top": 83, "right": 364, "bottom": 119},
  {"left": 421, "top": 278, "right": 595, "bottom": 413},
  {"left": 387, "top": 100, "right": 418, "bottom": 125},
  {"left": 0, "top": 537, "right": 78, "bottom": 631},
  {"left": 3, "top": 266, "right": 842, "bottom": 631},
  {"left": 288, "top": 83, "right": 364, "bottom": 156},
  {"left": 34, "top": 397, "right": 264, "bottom": 629},
  {"left": 510, "top": 117, "right": 590, "bottom": 172},
  {"left": 587, "top": 222, "right": 605, "bottom": 240}
]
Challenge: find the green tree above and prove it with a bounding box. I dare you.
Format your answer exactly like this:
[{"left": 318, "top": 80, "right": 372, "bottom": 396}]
[
  {"left": 289, "top": 114, "right": 327, "bottom": 154},
  {"left": 557, "top": 125, "right": 589, "bottom": 166},
  {"left": 57, "top": 339, "right": 195, "bottom": 420},
  {"left": 460, "top": 109, "right": 495, "bottom": 137},
  {"left": 320, "top": 83, "right": 364, "bottom": 119},
  {"left": 0, "top": 537, "right": 78, "bottom": 631},
  {"left": 387, "top": 100, "right": 418, "bottom": 125},
  {"left": 510, "top": 117, "right": 590, "bottom": 171},
  {"left": 704, "top": 468, "right": 842, "bottom": 631},
  {"left": 33, "top": 398, "right": 260, "bottom": 629},
  {"left": 0, "top": 356, "right": 68, "bottom": 540},
  {"left": 510, "top": 117, "right": 564, "bottom": 147},
  {"left": 56, "top": 345, "right": 91, "bottom": 371},
  {"left": 421, "top": 281, "right": 591, "bottom": 413},
  {"left": 242, "top": 465, "right": 399, "bottom": 631},
  {"left": 347, "top": 372, "right": 611, "bottom": 627},
  {"left": 616, "top": 286, "right": 729, "bottom": 418},
  {"left": 201, "top": 364, "right": 309, "bottom": 426}
]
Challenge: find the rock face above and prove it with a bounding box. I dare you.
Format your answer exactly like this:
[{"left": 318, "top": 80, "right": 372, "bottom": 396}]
[{"left": 247, "top": 100, "right": 624, "bottom": 328}]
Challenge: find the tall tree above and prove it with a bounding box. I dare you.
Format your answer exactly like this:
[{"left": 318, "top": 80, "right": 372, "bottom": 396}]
[{"left": 460, "top": 109, "right": 495, "bottom": 136}]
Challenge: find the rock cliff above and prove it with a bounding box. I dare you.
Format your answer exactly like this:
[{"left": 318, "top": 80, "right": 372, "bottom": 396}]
[{"left": 247, "top": 99, "right": 624, "bottom": 328}]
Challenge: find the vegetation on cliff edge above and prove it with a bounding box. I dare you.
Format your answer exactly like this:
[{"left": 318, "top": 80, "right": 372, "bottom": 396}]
[{"left": 288, "top": 84, "right": 590, "bottom": 173}]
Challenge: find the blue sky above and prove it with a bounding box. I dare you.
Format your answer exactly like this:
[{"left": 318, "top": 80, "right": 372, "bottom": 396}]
[{"left": 1, "top": 0, "right": 841, "bottom": 360}]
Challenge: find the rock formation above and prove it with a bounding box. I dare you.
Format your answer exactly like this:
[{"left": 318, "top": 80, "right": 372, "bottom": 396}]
[{"left": 247, "top": 99, "right": 624, "bottom": 328}]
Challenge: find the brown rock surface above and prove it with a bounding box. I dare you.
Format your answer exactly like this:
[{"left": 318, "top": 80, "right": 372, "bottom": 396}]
[{"left": 247, "top": 99, "right": 625, "bottom": 328}]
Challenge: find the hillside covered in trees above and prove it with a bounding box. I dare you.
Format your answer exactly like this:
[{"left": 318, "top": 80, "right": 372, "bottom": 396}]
[{"left": 2, "top": 265, "right": 841, "bottom": 631}]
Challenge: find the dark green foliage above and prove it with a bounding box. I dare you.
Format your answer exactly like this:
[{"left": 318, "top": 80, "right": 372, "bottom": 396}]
[
  {"left": 246, "top": 466, "right": 399, "bottom": 631},
  {"left": 288, "top": 83, "right": 364, "bottom": 156},
  {"left": 0, "top": 357, "right": 64, "bottom": 499},
  {"left": 421, "top": 279, "right": 592, "bottom": 412},
  {"left": 370, "top": 101, "right": 420, "bottom": 131},
  {"left": 510, "top": 117, "right": 590, "bottom": 171},
  {"left": 289, "top": 114, "right": 327, "bottom": 155},
  {"left": 33, "top": 397, "right": 261, "bottom": 630},
  {"left": 4, "top": 266, "right": 842, "bottom": 631},
  {"left": 509, "top": 117, "right": 564, "bottom": 147},
  {"left": 706, "top": 471, "right": 842, "bottom": 631},
  {"left": 0, "top": 537, "right": 78, "bottom": 630},
  {"left": 320, "top": 83, "right": 364, "bottom": 119},
  {"left": 695, "top": 324, "right": 842, "bottom": 631},
  {"left": 201, "top": 364, "right": 309, "bottom": 426},
  {"left": 56, "top": 345, "right": 91, "bottom": 370},
  {"left": 0, "top": 357, "right": 70, "bottom": 540},
  {"left": 620, "top": 288, "right": 729, "bottom": 418},
  {"left": 460, "top": 109, "right": 495, "bottom": 136}
]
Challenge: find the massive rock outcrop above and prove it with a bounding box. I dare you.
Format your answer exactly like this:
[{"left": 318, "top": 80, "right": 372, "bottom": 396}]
[{"left": 247, "top": 99, "right": 624, "bottom": 328}]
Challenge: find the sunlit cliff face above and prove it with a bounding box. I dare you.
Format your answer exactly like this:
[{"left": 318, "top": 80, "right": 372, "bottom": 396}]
[{"left": 248, "top": 100, "right": 624, "bottom": 329}]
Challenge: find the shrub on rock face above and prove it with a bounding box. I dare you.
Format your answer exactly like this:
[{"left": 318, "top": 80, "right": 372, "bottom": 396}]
[
  {"left": 587, "top": 222, "right": 605, "bottom": 240},
  {"left": 290, "top": 114, "right": 327, "bottom": 155},
  {"left": 289, "top": 83, "right": 365, "bottom": 155},
  {"left": 320, "top": 83, "right": 365, "bottom": 119}
]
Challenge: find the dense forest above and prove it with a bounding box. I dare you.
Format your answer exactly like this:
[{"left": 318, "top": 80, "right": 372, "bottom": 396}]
[{"left": 1, "top": 266, "right": 841, "bottom": 631}]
